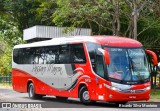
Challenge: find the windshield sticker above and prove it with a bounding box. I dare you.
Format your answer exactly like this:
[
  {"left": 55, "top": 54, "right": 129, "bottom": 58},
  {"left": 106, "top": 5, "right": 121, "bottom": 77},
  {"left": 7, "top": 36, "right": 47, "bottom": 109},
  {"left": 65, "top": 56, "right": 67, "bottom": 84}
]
[{"left": 110, "top": 48, "right": 123, "bottom": 51}]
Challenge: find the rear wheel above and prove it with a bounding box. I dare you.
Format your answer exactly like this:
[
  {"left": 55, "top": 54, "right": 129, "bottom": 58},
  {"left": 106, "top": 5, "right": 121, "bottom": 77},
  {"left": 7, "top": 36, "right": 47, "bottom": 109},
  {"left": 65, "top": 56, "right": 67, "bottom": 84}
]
[
  {"left": 79, "top": 86, "right": 91, "bottom": 105},
  {"left": 28, "top": 83, "right": 42, "bottom": 99}
]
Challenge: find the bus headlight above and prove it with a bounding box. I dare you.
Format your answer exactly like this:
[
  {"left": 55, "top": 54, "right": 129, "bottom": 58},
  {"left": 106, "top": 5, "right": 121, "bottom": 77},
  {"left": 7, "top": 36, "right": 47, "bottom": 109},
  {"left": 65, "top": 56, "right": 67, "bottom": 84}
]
[
  {"left": 110, "top": 86, "right": 121, "bottom": 92},
  {"left": 104, "top": 84, "right": 121, "bottom": 92},
  {"left": 144, "top": 86, "right": 151, "bottom": 91}
]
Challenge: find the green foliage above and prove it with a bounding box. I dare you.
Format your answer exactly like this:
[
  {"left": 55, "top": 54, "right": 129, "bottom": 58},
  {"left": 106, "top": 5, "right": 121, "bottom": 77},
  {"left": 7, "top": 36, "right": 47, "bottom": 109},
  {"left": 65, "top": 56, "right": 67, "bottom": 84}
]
[
  {"left": 3, "top": 0, "right": 42, "bottom": 32},
  {"left": 53, "top": 0, "right": 111, "bottom": 34},
  {"left": 36, "top": 0, "right": 57, "bottom": 25},
  {"left": 0, "top": 37, "right": 12, "bottom": 76},
  {"left": 0, "top": 16, "right": 23, "bottom": 76},
  {"left": 0, "top": 16, "right": 23, "bottom": 46},
  {"left": 151, "top": 89, "right": 160, "bottom": 99},
  {"left": 138, "top": 17, "right": 160, "bottom": 48},
  {"left": 52, "top": 0, "right": 160, "bottom": 46}
]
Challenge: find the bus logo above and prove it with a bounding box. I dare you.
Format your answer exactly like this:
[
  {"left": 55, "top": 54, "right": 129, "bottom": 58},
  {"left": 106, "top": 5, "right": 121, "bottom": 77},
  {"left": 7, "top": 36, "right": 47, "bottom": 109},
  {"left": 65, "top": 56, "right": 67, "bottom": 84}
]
[
  {"left": 2, "top": 103, "right": 11, "bottom": 108},
  {"left": 131, "top": 90, "right": 135, "bottom": 93}
]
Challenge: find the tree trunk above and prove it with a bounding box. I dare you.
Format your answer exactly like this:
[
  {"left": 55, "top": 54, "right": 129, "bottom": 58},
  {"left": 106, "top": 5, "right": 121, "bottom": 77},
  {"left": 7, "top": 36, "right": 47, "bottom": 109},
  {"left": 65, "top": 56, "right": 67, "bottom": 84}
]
[
  {"left": 110, "top": 0, "right": 120, "bottom": 36},
  {"left": 133, "top": 2, "right": 138, "bottom": 40},
  {"left": 154, "top": 76, "right": 157, "bottom": 88}
]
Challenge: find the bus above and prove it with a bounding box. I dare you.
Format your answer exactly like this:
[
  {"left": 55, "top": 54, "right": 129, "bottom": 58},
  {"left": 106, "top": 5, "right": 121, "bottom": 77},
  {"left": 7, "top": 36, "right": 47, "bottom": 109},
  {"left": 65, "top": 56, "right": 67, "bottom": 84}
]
[{"left": 12, "top": 36, "right": 157, "bottom": 104}]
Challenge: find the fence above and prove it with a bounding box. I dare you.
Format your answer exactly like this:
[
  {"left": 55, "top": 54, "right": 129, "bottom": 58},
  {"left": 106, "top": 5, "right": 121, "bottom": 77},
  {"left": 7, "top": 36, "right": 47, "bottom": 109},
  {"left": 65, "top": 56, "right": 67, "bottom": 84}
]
[{"left": 0, "top": 76, "right": 12, "bottom": 84}]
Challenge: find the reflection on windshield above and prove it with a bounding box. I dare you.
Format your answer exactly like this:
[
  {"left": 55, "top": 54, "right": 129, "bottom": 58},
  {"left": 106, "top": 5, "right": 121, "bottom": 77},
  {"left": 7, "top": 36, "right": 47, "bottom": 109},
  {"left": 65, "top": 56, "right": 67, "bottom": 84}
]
[{"left": 107, "top": 48, "right": 149, "bottom": 82}]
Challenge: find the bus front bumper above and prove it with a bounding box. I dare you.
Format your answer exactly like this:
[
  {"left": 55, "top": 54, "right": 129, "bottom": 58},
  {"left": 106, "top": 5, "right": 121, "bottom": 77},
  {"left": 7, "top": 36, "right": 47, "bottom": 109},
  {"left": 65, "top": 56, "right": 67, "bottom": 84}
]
[{"left": 106, "top": 89, "right": 150, "bottom": 102}]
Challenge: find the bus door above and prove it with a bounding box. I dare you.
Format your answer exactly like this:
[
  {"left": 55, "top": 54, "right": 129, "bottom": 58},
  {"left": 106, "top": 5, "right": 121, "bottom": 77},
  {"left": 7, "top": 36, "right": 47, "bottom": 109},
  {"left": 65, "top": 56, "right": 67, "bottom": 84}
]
[{"left": 94, "top": 49, "right": 106, "bottom": 101}]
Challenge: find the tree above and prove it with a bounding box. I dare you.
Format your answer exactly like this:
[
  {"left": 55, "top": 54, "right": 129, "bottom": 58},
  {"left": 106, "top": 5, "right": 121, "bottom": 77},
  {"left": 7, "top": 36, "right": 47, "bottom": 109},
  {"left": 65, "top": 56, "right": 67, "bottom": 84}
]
[
  {"left": 0, "top": 16, "right": 23, "bottom": 46},
  {"left": 124, "top": 0, "right": 157, "bottom": 40},
  {"left": 136, "top": 0, "right": 160, "bottom": 47},
  {"left": 36, "top": 0, "right": 57, "bottom": 26},
  {"left": 0, "top": 16, "right": 23, "bottom": 75},
  {"left": 53, "top": 0, "right": 122, "bottom": 35},
  {"left": 0, "top": 37, "right": 12, "bottom": 76},
  {"left": 52, "top": 0, "right": 160, "bottom": 42},
  {"left": 2, "top": 0, "right": 42, "bottom": 32}
]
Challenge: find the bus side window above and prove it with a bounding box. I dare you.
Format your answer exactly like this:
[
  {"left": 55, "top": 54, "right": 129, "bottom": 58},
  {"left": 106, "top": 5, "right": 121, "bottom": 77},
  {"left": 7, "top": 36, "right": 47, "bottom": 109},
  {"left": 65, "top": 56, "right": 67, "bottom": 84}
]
[
  {"left": 33, "top": 48, "right": 40, "bottom": 64},
  {"left": 24, "top": 48, "right": 33, "bottom": 64},
  {"left": 13, "top": 49, "right": 19, "bottom": 64},
  {"left": 86, "top": 43, "right": 101, "bottom": 72},
  {"left": 59, "top": 45, "right": 70, "bottom": 64},
  {"left": 70, "top": 44, "right": 86, "bottom": 63},
  {"left": 96, "top": 55, "right": 105, "bottom": 78},
  {"left": 46, "top": 46, "right": 58, "bottom": 64},
  {"left": 16, "top": 48, "right": 25, "bottom": 64},
  {"left": 28, "top": 48, "right": 35, "bottom": 64}
]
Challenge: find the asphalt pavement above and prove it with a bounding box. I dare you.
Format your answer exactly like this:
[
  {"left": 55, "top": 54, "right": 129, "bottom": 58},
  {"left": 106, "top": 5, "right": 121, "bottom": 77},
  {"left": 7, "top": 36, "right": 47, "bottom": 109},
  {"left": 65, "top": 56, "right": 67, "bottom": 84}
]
[{"left": 0, "top": 86, "right": 160, "bottom": 111}]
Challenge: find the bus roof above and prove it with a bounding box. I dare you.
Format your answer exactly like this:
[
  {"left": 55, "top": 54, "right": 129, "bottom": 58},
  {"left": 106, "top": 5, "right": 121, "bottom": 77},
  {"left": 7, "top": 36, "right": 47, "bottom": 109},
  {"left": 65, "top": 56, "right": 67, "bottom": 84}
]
[{"left": 13, "top": 36, "right": 142, "bottom": 49}]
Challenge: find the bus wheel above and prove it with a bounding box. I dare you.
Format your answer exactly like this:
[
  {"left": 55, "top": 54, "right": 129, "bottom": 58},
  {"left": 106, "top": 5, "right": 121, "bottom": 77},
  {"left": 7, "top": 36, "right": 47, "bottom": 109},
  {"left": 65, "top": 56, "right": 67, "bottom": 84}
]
[
  {"left": 79, "top": 86, "right": 91, "bottom": 105},
  {"left": 28, "top": 83, "right": 42, "bottom": 99}
]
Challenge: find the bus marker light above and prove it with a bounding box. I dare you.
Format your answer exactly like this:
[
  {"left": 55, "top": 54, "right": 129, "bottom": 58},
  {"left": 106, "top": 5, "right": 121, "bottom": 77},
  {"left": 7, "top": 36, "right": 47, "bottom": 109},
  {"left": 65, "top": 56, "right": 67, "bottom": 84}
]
[
  {"left": 109, "top": 94, "right": 113, "bottom": 98},
  {"left": 98, "top": 95, "right": 104, "bottom": 100},
  {"left": 85, "top": 78, "right": 91, "bottom": 83}
]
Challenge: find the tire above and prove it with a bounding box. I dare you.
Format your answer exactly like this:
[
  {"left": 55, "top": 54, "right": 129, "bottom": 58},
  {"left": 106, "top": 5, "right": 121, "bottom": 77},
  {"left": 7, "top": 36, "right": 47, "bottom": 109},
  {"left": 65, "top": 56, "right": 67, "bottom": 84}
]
[
  {"left": 28, "top": 83, "right": 42, "bottom": 99},
  {"left": 79, "top": 86, "right": 91, "bottom": 105},
  {"left": 56, "top": 96, "right": 68, "bottom": 101}
]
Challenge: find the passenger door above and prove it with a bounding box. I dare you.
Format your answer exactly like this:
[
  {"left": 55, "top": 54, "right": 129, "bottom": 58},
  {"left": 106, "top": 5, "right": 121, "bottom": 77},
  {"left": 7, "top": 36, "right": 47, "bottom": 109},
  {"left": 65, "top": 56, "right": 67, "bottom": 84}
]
[{"left": 95, "top": 54, "right": 106, "bottom": 101}]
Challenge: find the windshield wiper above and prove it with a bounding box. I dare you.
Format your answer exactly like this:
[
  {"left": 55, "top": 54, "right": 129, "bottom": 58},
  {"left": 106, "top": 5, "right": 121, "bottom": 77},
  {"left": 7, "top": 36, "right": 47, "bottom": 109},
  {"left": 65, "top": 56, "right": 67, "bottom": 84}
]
[
  {"left": 136, "top": 71, "right": 143, "bottom": 81},
  {"left": 122, "top": 56, "right": 132, "bottom": 81}
]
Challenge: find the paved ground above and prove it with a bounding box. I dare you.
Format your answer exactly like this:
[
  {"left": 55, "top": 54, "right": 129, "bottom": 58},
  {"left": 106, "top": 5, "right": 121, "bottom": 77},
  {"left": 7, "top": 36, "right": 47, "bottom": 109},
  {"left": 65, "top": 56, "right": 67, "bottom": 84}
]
[{"left": 0, "top": 86, "right": 160, "bottom": 111}]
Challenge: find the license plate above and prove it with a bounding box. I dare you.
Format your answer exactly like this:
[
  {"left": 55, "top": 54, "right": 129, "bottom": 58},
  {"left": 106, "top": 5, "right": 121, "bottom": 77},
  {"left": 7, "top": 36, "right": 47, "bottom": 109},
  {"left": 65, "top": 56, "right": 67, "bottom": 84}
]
[{"left": 129, "top": 96, "right": 136, "bottom": 99}]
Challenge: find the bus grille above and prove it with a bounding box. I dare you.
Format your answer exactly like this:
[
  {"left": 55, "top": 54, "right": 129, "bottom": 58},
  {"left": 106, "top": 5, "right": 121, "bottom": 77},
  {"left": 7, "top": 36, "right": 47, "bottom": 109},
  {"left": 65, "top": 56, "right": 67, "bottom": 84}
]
[{"left": 120, "top": 89, "right": 146, "bottom": 94}]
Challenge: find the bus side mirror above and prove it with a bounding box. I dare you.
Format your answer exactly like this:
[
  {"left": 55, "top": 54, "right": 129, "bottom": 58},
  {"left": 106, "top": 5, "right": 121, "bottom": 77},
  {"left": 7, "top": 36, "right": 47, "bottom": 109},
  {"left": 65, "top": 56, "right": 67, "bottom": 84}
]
[
  {"left": 98, "top": 48, "right": 110, "bottom": 65},
  {"left": 104, "top": 50, "right": 110, "bottom": 65},
  {"left": 145, "top": 50, "right": 158, "bottom": 66}
]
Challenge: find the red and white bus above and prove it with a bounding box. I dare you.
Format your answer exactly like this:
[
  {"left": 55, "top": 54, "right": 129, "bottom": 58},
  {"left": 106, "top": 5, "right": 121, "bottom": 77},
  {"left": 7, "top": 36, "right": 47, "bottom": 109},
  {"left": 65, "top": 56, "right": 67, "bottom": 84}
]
[{"left": 12, "top": 36, "right": 157, "bottom": 104}]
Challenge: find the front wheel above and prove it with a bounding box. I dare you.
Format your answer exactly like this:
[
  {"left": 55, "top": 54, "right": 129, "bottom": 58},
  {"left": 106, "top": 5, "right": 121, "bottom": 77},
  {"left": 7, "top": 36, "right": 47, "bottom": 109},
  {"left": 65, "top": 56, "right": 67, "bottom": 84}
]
[
  {"left": 79, "top": 86, "right": 91, "bottom": 105},
  {"left": 28, "top": 83, "right": 42, "bottom": 99}
]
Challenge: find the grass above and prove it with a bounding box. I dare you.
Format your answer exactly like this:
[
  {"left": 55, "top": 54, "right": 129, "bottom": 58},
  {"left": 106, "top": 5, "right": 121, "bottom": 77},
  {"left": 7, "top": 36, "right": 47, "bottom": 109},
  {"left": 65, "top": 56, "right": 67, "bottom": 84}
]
[
  {"left": 0, "top": 83, "right": 12, "bottom": 87},
  {"left": 150, "top": 89, "right": 160, "bottom": 99}
]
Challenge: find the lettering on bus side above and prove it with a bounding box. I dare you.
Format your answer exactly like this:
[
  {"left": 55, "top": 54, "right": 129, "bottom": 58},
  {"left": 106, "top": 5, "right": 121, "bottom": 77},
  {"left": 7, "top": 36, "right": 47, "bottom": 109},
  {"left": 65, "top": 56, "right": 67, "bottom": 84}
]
[
  {"left": 32, "top": 64, "right": 63, "bottom": 75},
  {"left": 47, "top": 64, "right": 63, "bottom": 75},
  {"left": 32, "top": 64, "right": 47, "bottom": 75}
]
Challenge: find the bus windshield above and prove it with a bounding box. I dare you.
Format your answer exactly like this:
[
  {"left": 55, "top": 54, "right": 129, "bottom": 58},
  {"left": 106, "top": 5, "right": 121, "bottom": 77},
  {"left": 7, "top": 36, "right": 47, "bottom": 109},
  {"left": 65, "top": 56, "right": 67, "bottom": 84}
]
[{"left": 106, "top": 47, "right": 149, "bottom": 83}]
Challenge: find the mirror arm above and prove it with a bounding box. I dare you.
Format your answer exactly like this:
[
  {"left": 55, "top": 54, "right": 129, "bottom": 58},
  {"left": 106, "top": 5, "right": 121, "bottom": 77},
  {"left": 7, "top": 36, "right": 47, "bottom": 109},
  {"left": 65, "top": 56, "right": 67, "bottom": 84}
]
[{"left": 145, "top": 50, "right": 158, "bottom": 66}]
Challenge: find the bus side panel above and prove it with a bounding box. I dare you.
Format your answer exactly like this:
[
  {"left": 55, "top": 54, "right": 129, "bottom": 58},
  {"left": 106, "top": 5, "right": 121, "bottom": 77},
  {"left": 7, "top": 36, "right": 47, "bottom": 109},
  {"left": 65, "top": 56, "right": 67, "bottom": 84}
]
[
  {"left": 12, "top": 69, "right": 20, "bottom": 92},
  {"left": 12, "top": 67, "right": 72, "bottom": 97},
  {"left": 12, "top": 68, "right": 29, "bottom": 93},
  {"left": 34, "top": 78, "right": 71, "bottom": 97}
]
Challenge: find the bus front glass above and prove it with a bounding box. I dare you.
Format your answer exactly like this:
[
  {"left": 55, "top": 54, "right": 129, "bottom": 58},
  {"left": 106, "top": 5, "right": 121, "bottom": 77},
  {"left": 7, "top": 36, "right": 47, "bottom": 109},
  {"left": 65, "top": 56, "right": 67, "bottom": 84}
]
[{"left": 106, "top": 47, "right": 149, "bottom": 84}]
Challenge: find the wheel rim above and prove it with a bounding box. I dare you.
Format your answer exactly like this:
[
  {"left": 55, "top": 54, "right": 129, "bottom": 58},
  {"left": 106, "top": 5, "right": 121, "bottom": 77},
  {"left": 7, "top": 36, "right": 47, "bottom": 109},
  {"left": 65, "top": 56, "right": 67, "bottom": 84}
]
[
  {"left": 29, "top": 85, "right": 34, "bottom": 97},
  {"left": 83, "top": 91, "right": 89, "bottom": 101}
]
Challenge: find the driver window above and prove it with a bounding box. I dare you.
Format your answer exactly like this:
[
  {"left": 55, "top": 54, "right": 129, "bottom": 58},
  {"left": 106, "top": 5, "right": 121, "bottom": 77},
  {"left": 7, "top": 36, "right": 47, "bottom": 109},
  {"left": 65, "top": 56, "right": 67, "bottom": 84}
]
[{"left": 96, "top": 55, "right": 105, "bottom": 78}]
